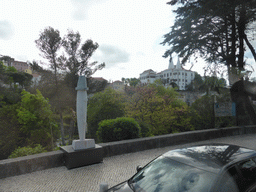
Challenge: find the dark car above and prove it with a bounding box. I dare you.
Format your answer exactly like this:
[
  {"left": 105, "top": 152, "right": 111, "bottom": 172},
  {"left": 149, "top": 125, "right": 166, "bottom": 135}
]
[{"left": 105, "top": 144, "right": 256, "bottom": 192}]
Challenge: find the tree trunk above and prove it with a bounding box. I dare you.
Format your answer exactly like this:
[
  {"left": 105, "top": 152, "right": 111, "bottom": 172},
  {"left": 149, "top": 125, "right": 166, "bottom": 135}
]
[
  {"left": 60, "top": 113, "right": 65, "bottom": 145},
  {"left": 69, "top": 119, "right": 74, "bottom": 144}
]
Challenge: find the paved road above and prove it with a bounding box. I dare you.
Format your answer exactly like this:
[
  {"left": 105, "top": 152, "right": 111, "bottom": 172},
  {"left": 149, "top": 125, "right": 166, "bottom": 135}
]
[{"left": 1, "top": 134, "right": 256, "bottom": 192}]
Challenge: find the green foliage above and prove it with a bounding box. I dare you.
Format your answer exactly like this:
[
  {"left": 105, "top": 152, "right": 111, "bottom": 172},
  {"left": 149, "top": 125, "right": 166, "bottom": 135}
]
[
  {"left": 97, "top": 117, "right": 140, "bottom": 142},
  {"left": 190, "top": 95, "right": 215, "bottom": 130},
  {"left": 137, "top": 121, "right": 154, "bottom": 137},
  {"left": 10, "top": 72, "right": 33, "bottom": 88},
  {"left": 190, "top": 90, "right": 236, "bottom": 130},
  {"left": 6, "top": 66, "right": 17, "bottom": 73},
  {"left": 0, "top": 87, "right": 22, "bottom": 107},
  {"left": 162, "top": 0, "right": 256, "bottom": 70},
  {"left": 126, "top": 85, "right": 194, "bottom": 135},
  {"left": 0, "top": 104, "right": 22, "bottom": 159},
  {"left": 16, "top": 90, "right": 59, "bottom": 149},
  {"left": 8, "top": 144, "right": 47, "bottom": 158},
  {"left": 87, "top": 88, "right": 125, "bottom": 139},
  {"left": 122, "top": 77, "right": 140, "bottom": 87}
]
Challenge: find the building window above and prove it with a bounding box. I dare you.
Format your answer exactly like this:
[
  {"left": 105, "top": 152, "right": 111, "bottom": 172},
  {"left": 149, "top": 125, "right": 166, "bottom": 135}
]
[
  {"left": 182, "top": 73, "right": 184, "bottom": 75},
  {"left": 185, "top": 73, "right": 187, "bottom": 76},
  {"left": 164, "top": 74, "right": 166, "bottom": 77},
  {"left": 167, "top": 73, "right": 169, "bottom": 77},
  {"left": 170, "top": 73, "right": 172, "bottom": 75}
]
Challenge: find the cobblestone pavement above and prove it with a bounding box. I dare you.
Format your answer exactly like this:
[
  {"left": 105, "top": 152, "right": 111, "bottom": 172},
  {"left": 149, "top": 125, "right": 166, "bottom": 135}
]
[{"left": 1, "top": 134, "right": 256, "bottom": 192}]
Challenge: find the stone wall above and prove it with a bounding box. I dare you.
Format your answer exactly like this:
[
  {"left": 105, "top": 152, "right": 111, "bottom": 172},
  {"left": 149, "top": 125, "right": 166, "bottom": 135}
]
[{"left": 1, "top": 126, "right": 256, "bottom": 179}]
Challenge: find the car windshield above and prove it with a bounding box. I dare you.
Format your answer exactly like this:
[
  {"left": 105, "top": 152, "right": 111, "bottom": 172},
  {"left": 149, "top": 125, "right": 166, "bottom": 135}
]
[{"left": 129, "top": 156, "right": 216, "bottom": 192}]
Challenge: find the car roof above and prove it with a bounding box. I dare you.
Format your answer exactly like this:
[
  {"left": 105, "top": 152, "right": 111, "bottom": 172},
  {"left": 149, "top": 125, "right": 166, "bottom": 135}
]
[{"left": 162, "top": 144, "right": 256, "bottom": 174}]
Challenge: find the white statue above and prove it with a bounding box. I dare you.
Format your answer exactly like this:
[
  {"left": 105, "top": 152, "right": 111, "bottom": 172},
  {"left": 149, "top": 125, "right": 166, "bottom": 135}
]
[{"left": 72, "top": 76, "right": 95, "bottom": 150}]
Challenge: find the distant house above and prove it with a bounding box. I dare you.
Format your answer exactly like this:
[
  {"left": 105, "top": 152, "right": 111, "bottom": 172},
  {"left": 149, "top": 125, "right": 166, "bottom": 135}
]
[
  {"left": 139, "top": 56, "right": 196, "bottom": 90},
  {"left": 0, "top": 56, "right": 41, "bottom": 86},
  {"left": 108, "top": 80, "right": 125, "bottom": 91},
  {"left": 11, "top": 60, "right": 30, "bottom": 72},
  {"left": 139, "top": 69, "right": 157, "bottom": 85}
]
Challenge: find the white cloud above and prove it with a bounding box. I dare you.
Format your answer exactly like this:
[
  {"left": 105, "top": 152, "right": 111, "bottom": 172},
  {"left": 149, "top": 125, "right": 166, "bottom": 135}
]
[
  {"left": 70, "top": 0, "right": 107, "bottom": 20},
  {"left": 93, "top": 44, "right": 130, "bottom": 68},
  {"left": 0, "top": 20, "right": 14, "bottom": 40}
]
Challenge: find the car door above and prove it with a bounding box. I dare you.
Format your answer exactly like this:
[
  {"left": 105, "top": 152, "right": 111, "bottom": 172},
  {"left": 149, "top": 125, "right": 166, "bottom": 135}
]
[{"left": 225, "top": 158, "right": 256, "bottom": 192}]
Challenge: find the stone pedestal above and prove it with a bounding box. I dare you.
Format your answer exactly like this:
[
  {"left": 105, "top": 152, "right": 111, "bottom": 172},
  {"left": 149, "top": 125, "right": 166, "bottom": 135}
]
[
  {"left": 72, "top": 139, "right": 95, "bottom": 150},
  {"left": 60, "top": 144, "right": 103, "bottom": 169}
]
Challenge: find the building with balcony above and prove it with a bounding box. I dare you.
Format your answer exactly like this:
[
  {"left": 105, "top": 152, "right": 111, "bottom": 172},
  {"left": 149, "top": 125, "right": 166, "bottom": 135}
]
[{"left": 139, "top": 56, "right": 195, "bottom": 90}]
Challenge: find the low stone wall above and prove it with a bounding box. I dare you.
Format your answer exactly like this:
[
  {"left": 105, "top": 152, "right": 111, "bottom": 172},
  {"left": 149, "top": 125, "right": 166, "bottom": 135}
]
[
  {"left": 99, "top": 126, "right": 256, "bottom": 157},
  {"left": 1, "top": 126, "right": 256, "bottom": 179},
  {"left": 0, "top": 150, "right": 64, "bottom": 179}
]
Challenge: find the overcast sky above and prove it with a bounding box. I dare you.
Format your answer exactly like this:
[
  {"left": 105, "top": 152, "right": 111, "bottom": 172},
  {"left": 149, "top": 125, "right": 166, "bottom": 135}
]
[{"left": 1, "top": 0, "right": 255, "bottom": 81}]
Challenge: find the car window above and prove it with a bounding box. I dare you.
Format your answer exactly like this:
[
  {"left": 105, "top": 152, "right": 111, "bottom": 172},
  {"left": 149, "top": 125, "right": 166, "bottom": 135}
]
[
  {"left": 237, "top": 159, "right": 256, "bottom": 190},
  {"left": 227, "top": 159, "right": 256, "bottom": 191},
  {"left": 130, "top": 156, "right": 216, "bottom": 192}
]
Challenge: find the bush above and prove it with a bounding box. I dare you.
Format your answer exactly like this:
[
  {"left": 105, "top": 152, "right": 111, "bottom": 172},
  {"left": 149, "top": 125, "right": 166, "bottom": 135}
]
[
  {"left": 97, "top": 117, "right": 140, "bottom": 142},
  {"left": 8, "top": 144, "right": 47, "bottom": 158},
  {"left": 137, "top": 121, "right": 154, "bottom": 137},
  {"left": 87, "top": 88, "right": 125, "bottom": 139}
]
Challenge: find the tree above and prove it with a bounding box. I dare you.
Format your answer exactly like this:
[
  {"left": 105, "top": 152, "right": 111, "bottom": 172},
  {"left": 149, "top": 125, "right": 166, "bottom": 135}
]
[
  {"left": 35, "top": 27, "right": 64, "bottom": 144},
  {"left": 61, "top": 30, "right": 105, "bottom": 91},
  {"left": 121, "top": 77, "right": 140, "bottom": 87},
  {"left": 126, "top": 84, "right": 193, "bottom": 135},
  {"left": 186, "top": 73, "right": 204, "bottom": 91},
  {"left": 0, "top": 103, "right": 22, "bottom": 160},
  {"left": 87, "top": 77, "right": 108, "bottom": 94},
  {"left": 0, "top": 61, "right": 8, "bottom": 85},
  {"left": 162, "top": 0, "right": 256, "bottom": 72},
  {"left": 190, "top": 95, "right": 215, "bottom": 130},
  {"left": 16, "top": 90, "right": 59, "bottom": 150},
  {"left": 0, "top": 89, "right": 58, "bottom": 159},
  {"left": 29, "top": 60, "right": 44, "bottom": 72},
  {"left": 87, "top": 88, "right": 125, "bottom": 140},
  {"left": 9, "top": 72, "right": 33, "bottom": 89},
  {"left": 35, "top": 26, "right": 62, "bottom": 87}
]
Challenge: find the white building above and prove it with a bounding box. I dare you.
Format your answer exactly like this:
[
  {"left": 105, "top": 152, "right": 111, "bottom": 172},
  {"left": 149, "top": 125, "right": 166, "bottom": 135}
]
[
  {"left": 139, "top": 56, "right": 195, "bottom": 90},
  {"left": 139, "top": 69, "right": 158, "bottom": 85}
]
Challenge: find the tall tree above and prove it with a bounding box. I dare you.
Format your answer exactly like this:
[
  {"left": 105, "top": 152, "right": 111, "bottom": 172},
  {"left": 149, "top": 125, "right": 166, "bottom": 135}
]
[
  {"left": 162, "top": 0, "right": 256, "bottom": 73},
  {"left": 35, "top": 27, "right": 65, "bottom": 145},
  {"left": 61, "top": 30, "right": 105, "bottom": 90},
  {"left": 162, "top": 0, "right": 256, "bottom": 126},
  {"left": 35, "top": 27, "right": 62, "bottom": 87}
]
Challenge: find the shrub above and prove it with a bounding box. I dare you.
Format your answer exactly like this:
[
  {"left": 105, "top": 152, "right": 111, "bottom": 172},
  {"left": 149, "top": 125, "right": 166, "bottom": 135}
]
[
  {"left": 87, "top": 88, "right": 125, "bottom": 139},
  {"left": 8, "top": 144, "right": 47, "bottom": 158},
  {"left": 137, "top": 121, "right": 154, "bottom": 137},
  {"left": 97, "top": 117, "right": 140, "bottom": 142}
]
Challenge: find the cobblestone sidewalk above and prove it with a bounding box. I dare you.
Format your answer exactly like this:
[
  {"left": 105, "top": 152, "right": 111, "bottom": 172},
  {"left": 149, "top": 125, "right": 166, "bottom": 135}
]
[{"left": 1, "top": 134, "right": 256, "bottom": 192}]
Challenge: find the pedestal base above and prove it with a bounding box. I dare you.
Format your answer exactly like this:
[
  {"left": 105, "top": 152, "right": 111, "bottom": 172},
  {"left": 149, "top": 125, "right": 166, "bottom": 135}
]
[
  {"left": 60, "top": 144, "right": 103, "bottom": 169},
  {"left": 72, "top": 139, "right": 95, "bottom": 150}
]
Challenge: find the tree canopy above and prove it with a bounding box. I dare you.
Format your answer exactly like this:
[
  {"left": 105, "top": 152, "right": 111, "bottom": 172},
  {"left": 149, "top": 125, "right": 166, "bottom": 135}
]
[{"left": 162, "top": 0, "right": 256, "bottom": 71}]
